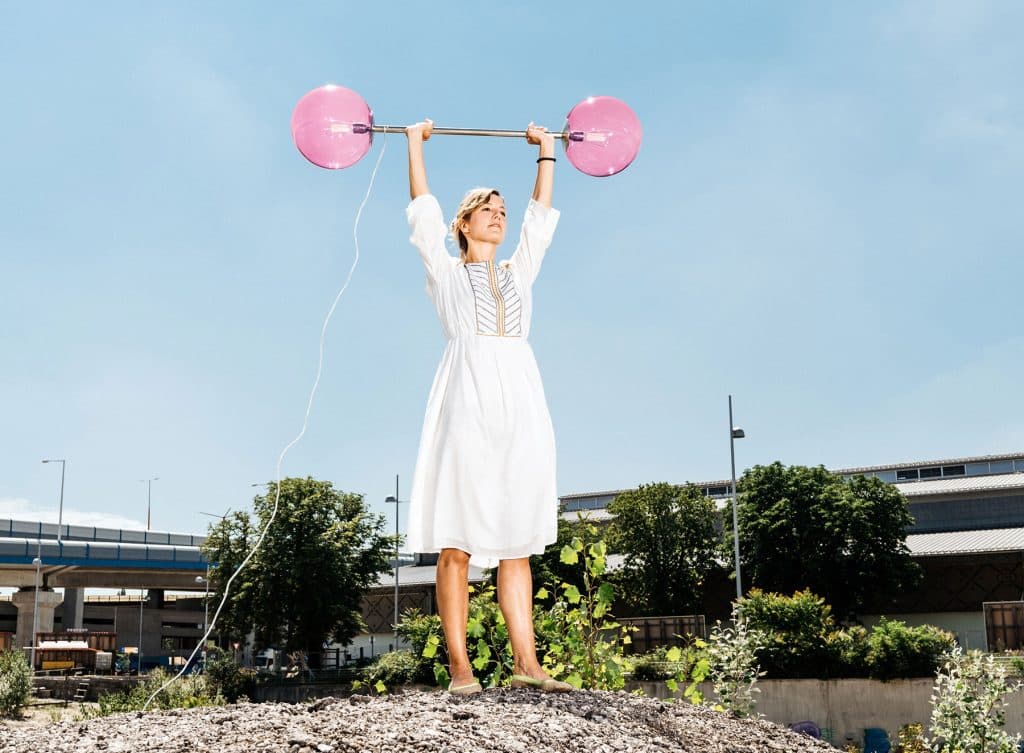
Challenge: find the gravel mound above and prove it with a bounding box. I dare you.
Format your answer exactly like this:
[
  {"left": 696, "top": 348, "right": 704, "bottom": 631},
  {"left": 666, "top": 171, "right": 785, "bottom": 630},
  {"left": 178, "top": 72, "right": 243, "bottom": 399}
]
[{"left": 0, "top": 688, "right": 837, "bottom": 752}]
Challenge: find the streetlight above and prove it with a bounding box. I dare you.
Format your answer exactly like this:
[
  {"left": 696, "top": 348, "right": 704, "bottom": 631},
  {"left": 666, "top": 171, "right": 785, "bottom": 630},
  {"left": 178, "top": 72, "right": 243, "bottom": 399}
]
[
  {"left": 137, "top": 588, "right": 146, "bottom": 674},
  {"left": 30, "top": 546, "right": 42, "bottom": 672},
  {"left": 196, "top": 571, "right": 210, "bottom": 672},
  {"left": 41, "top": 459, "right": 66, "bottom": 545},
  {"left": 139, "top": 477, "right": 159, "bottom": 531},
  {"left": 384, "top": 474, "right": 404, "bottom": 650},
  {"left": 114, "top": 588, "right": 126, "bottom": 642},
  {"left": 728, "top": 395, "right": 746, "bottom": 600}
]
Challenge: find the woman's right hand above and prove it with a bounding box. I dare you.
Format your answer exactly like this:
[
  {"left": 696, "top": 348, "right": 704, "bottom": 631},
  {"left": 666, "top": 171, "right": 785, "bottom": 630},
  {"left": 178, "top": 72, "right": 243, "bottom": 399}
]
[{"left": 406, "top": 119, "right": 433, "bottom": 142}]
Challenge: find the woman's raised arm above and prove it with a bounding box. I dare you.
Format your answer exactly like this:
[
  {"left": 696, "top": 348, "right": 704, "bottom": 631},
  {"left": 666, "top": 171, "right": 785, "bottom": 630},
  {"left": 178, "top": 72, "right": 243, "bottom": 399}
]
[
  {"left": 526, "top": 122, "right": 555, "bottom": 208},
  {"left": 406, "top": 119, "right": 434, "bottom": 200}
]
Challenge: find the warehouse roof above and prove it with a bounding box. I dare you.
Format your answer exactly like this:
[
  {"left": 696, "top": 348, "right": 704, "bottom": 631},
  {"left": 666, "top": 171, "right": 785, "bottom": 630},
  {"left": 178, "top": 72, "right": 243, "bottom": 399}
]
[{"left": 905, "top": 527, "right": 1024, "bottom": 557}]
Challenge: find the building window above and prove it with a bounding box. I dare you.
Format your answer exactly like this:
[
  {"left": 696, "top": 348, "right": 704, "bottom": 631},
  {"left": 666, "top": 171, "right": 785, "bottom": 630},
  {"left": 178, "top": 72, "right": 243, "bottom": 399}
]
[
  {"left": 896, "top": 469, "right": 920, "bottom": 481},
  {"left": 942, "top": 465, "right": 966, "bottom": 476},
  {"left": 920, "top": 467, "right": 942, "bottom": 479}
]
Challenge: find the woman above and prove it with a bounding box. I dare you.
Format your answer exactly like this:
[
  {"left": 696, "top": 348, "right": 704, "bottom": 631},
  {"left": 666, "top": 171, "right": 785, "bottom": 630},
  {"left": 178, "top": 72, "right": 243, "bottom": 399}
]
[{"left": 404, "top": 119, "right": 572, "bottom": 694}]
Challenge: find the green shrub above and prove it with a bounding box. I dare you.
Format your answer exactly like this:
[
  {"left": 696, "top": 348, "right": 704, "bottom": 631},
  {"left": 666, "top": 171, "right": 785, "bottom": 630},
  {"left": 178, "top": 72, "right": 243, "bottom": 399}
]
[
  {"left": 894, "top": 722, "right": 927, "bottom": 753},
  {"left": 629, "top": 646, "right": 679, "bottom": 681},
  {"left": 394, "top": 528, "right": 632, "bottom": 692},
  {"left": 533, "top": 527, "right": 635, "bottom": 690},
  {"left": 94, "top": 668, "right": 219, "bottom": 716},
  {"left": 705, "top": 613, "right": 766, "bottom": 717},
  {"left": 360, "top": 650, "right": 420, "bottom": 691},
  {"left": 204, "top": 648, "right": 255, "bottom": 702},
  {"left": 395, "top": 608, "right": 444, "bottom": 685},
  {"left": 737, "top": 589, "right": 836, "bottom": 678},
  {"left": 827, "top": 625, "right": 870, "bottom": 678},
  {"left": 928, "top": 645, "right": 1023, "bottom": 753},
  {"left": 629, "top": 645, "right": 702, "bottom": 681},
  {"left": 395, "top": 585, "right": 513, "bottom": 690},
  {"left": 866, "top": 618, "right": 955, "bottom": 681},
  {"left": 462, "top": 584, "right": 516, "bottom": 688},
  {"left": 0, "top": 650, "right": 33, "bottom": 718}
]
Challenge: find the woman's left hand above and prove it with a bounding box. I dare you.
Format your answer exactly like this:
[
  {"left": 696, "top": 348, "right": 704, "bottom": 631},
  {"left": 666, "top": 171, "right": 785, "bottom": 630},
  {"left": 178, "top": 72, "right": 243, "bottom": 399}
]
[{"left": 526, "top": 122, "right": 556, "bottom": 151}]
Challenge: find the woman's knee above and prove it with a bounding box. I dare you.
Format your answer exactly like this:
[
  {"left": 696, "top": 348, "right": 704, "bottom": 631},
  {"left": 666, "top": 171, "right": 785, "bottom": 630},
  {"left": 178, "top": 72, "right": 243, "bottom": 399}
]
[
  {"left": 498, "top": 556, "right": 530, "bottom": 570},
  {"left": 439, "top": 547, "right": 471, "bottom": 567}
]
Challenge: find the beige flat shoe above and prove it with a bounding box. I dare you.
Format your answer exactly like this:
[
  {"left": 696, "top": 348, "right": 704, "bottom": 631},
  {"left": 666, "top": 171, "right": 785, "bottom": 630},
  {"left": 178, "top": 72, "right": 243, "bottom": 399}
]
[
  {"left": 448, "top": 680, "right": 483, "bottom": 696},
  {"left": 509, "top": 674, "right": 574, "bottom": 693}
]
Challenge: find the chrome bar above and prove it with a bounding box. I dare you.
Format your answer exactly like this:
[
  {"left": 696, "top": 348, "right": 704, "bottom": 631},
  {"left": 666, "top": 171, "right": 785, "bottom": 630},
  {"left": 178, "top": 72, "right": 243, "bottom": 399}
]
[{"left": 366, "top": 124, "right": 580, "bottom": 141}]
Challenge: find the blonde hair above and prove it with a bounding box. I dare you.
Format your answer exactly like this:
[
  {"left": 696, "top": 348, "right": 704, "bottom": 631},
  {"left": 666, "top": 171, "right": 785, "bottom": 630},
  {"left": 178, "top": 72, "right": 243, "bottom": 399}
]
[{"left": 450, "top": 187, "right": 502, "bottom": 261}]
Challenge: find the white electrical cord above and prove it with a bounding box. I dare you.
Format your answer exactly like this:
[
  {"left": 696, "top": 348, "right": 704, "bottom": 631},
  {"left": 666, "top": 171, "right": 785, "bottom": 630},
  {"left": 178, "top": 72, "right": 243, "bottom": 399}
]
[{"left": 143, "top": 130, "right": 390, "bottom": 709}]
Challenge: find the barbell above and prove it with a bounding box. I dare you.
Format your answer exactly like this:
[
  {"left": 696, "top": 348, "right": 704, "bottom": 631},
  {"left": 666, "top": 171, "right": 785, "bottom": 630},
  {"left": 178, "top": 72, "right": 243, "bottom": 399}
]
[{"left": 290, "top": 85, "right": 642, "bottom": 177}]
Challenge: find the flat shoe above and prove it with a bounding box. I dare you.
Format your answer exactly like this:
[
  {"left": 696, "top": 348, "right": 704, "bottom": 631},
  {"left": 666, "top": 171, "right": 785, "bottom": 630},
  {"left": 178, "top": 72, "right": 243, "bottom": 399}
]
[
  {"left": 509, "top": 673, "right": 574, "bottom": 693},
  {"left": 448, "top": 680, "right": 483, "bottom": 696}
]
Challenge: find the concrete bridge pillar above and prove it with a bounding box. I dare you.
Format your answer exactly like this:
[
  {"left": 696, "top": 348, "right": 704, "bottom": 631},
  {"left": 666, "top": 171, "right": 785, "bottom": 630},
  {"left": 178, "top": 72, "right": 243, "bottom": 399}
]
[
  {"left": 12, "top": 588, "right": 64, "bottom": 650},
  {"left": 61, "top": 587, "right": 85, "bottom": 629}
]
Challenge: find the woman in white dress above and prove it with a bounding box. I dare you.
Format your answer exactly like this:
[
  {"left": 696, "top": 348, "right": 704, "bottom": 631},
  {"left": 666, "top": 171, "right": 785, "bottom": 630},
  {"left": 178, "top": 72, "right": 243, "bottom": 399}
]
[{"left": 404, "top": 119, "right": 571, "bottom": 694}]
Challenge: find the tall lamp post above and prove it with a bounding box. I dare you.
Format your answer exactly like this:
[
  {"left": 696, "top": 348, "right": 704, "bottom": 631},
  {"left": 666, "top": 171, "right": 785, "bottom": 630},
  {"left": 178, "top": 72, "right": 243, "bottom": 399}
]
[
  {"left": 196, "top": 571, "right": 210, "bottom": 672},
  {"left": 140, "top": 477, "right": 159, "bottom": 531},
  {"left": 41, "top": 459, "right": 66, "bottom": 544},
  {"left": 728, "top": 395, "right": 746, "bottom": 600},
  {"left": 30, "top": 545, "right": 42, "bottom": 672},
  {"left": 384, "top": 475, "right": 404, "bottom": 651},
  {"left": 137, "top": 588, "right": 146, "bottom": 674}
]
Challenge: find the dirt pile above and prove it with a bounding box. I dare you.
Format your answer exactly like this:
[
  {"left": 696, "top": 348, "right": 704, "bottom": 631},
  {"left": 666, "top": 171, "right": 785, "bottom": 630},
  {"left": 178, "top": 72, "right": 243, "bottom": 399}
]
[{"left": 0, "top": 688, "right": 837, "bottom": 752}]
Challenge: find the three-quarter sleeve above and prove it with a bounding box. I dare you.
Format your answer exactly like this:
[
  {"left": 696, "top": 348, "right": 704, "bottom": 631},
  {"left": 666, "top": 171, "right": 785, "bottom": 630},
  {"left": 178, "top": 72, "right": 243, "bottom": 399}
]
[
  {"left": 507, "top": 199, "right": 560, "bottom": 286},
  {"left": 406, "top": 194, "right": 453, "bottom": 283}
]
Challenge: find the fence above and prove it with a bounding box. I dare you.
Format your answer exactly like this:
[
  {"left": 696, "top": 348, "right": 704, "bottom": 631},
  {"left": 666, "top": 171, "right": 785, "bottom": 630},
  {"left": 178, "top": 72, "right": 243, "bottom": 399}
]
[
  {"left": 985, "top": 601, "right": 1024, "bottom": 651},
  {"left": 618, "top": 615, "right": 706, "bottom": 654}
]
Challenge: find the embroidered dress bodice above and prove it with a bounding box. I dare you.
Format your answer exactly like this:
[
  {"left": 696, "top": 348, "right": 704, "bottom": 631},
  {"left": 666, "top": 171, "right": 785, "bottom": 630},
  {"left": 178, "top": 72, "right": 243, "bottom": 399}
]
[{"left": 464, "top": 261, "right": 522, "bottom": 337}]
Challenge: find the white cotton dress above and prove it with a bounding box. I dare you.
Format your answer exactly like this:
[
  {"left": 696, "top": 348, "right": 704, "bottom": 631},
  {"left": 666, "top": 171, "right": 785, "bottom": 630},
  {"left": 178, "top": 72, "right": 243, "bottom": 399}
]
[{"left": 406, "top": 194, "right": 560, "bottom": 569}]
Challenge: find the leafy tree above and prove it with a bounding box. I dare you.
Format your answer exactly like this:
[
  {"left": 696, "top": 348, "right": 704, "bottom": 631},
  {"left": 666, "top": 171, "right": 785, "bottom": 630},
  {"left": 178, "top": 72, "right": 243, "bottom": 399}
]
[
  {"left": 202, "top": 477, "right": 394, "bottom": 654},
  {"left": 734, "top": 463, "right": 921, "bottom": 619},
  {"left": 202, "top": 510, "right": 258, "bottom": 645},
  {"left": 605, "top": 482, "right": 718, "bottom": 616}
]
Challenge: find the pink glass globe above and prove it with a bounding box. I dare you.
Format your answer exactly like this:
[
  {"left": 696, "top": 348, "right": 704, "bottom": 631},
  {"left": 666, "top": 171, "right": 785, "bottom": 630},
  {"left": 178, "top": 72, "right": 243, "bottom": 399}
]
[
  {"left": 291, "top": 85, "right": 374, "bottom": 169},
  {"left": 564, "top": 96, "right": 642, "bottom": 177}
]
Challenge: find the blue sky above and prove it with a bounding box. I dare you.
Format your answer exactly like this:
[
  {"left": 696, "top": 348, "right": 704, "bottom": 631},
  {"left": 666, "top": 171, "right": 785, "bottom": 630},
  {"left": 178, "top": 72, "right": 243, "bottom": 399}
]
[{"left": 1, "top": 1, "right": 1022, "bottom": 539}]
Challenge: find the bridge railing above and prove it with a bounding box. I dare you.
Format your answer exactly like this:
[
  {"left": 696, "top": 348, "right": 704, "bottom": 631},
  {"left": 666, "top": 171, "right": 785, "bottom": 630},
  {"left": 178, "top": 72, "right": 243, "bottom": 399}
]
[{"left": 0, "top": 517, "right": 206, "bottom": 548}]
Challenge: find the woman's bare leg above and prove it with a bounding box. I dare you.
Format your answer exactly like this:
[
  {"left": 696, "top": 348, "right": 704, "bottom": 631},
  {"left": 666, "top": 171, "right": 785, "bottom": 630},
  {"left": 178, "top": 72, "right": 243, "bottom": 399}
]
[
  {"left": 497, "top": 557, "right": 550, "bottom": 679},
  {"left": 436, "top": 547, "right": 475, "bottom": 686}
]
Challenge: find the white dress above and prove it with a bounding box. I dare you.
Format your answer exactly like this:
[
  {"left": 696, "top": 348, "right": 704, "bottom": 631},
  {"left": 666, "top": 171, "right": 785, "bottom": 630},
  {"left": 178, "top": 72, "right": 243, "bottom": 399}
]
[{"left": 406, "top": 194, "right": 560, "bottom": 569}]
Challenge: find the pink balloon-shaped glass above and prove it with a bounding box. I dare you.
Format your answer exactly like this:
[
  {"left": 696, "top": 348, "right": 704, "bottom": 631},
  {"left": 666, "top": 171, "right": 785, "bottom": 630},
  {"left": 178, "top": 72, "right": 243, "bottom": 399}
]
[
  {"left": 564, "top": 96, "right": 642, "bottom": 177},
  {"left": 291, "top": 85, "right": 374, "bottom": 169}
]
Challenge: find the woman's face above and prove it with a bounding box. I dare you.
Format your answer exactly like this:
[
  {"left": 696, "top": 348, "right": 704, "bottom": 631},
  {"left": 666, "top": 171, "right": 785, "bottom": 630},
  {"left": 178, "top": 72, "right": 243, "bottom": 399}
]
[{"left": 462, "top": 194, "right": 507, "bottom": 247}]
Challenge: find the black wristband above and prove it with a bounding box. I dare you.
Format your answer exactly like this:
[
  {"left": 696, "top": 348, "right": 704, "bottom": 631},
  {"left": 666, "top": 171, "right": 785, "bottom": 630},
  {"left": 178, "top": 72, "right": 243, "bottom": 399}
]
[{"left": 537, "top": 156, "right": 556, "bottom": 164}]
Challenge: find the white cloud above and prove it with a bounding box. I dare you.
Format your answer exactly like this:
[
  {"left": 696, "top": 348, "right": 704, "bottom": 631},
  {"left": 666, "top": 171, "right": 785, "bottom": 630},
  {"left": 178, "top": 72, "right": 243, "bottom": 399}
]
[{"left": 0, "top": 498, "right": 146, "bottom": 531}]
